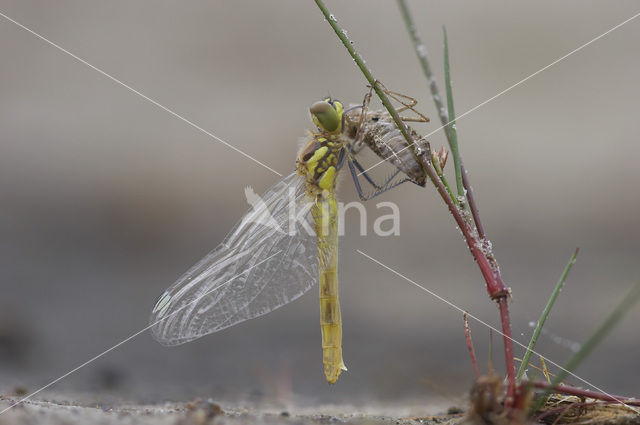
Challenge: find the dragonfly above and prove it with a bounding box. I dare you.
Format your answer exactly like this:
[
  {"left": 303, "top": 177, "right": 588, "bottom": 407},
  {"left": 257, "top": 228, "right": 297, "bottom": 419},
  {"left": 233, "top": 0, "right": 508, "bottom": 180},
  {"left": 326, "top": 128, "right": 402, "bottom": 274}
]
[{"left": 150, "top": 91, "right": 431, "bottom": 384}]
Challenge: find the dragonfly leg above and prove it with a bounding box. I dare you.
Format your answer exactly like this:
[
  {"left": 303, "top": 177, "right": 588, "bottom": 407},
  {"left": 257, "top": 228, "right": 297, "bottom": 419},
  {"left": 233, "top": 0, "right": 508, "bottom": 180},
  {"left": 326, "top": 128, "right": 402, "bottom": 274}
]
[{"left": 348, "top": 156, "right": 369, "bottom": 199}]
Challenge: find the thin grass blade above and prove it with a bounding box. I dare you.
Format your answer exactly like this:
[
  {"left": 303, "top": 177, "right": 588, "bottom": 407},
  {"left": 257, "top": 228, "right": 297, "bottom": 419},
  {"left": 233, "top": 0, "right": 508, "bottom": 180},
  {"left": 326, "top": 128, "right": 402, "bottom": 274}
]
[
  {"left": 530, "top": 279, "right": 640, "bottom": 413},
  {"left": 517, "top": 248, "right": 579, "bottom": 381},
  {"left": 442, "top": 27, "right": 464, "bottom": 198}
]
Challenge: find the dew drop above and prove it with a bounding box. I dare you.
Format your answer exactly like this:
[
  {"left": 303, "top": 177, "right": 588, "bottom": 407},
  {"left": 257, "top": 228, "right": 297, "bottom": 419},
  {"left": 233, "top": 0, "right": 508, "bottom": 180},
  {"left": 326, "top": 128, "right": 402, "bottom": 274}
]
[{"left": 417, "top": 44, "right": 427, "bottom": 58}]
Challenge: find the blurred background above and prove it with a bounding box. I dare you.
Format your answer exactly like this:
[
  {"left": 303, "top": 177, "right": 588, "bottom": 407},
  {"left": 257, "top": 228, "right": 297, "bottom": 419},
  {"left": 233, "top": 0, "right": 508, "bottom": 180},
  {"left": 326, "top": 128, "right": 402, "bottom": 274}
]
[{"left": 1, "top": 0, "right": 639, "bottom": 410}]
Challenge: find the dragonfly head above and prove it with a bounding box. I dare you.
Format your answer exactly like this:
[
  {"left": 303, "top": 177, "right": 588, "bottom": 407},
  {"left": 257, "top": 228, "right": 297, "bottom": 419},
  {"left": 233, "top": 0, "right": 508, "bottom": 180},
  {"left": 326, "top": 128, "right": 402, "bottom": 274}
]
[{"left": 310, "top": 98, "right": 344, "bottom": 134}]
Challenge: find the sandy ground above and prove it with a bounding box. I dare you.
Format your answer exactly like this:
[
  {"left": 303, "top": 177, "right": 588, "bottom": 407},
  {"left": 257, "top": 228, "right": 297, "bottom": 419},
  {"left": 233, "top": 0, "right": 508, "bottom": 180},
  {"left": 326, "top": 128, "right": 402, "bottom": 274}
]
[
  {"left": 0, "top": 394, "right": 464, "bottom": 425},
  {"left": 2, "top": 1, "right": 640, "bottom": 405},
  {"left": 4, "top": 393, "right": 640, "bottom": 425}
]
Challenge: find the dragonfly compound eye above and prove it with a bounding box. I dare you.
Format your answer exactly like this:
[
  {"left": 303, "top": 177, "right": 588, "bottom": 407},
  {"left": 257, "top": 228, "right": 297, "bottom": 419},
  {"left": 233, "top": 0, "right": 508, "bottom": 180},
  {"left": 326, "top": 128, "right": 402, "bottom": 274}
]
[{"left": 310, "top": 100, "right": 343, "bottom": 133}]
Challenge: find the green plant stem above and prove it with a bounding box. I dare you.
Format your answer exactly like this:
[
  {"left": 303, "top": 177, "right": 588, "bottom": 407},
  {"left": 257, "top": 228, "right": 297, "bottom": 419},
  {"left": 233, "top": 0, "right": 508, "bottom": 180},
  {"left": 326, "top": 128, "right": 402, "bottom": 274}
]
[
  {"left": 529, "top": 280, "right": 640, "bottom": 414},
  {"left": 396, "top": 0, "right": 485, "bottom": 239},
  {"left": 517, "top": 248, "right": 579, "bottom": 381},
  {"left": 442, "top": 27, "right": 464, "bottom": 199},
  {"left": 313, "top": 0, "right": 423, "bottom": 169},
  {"left": 396, "top": 0, "right": 449, "bottom": 134},
  {"left": 440, "top": 175, "right": 456, "bottom": 202}
]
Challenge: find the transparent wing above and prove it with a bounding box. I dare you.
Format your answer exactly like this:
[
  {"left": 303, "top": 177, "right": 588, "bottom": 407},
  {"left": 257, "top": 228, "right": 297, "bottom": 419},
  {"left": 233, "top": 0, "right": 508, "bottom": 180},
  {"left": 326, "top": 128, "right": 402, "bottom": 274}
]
[{"left": 150, "top": 172, "right": 321, "bottom": 346}]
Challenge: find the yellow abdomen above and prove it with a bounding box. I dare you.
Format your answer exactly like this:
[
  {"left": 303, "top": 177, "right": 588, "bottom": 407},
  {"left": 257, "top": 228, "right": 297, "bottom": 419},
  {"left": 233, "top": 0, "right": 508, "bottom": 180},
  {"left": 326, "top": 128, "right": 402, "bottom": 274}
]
[{"left": 312, "top": 194, "right": 346, "bottom": 384}]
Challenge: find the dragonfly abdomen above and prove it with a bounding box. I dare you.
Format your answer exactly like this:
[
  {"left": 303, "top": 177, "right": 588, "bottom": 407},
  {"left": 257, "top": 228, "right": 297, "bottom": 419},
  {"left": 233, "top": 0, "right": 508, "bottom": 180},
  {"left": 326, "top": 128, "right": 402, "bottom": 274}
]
[
  {"left": 312, "top": 194, "right": 346, "bottom": 384},
  {"left": 319, "top": 267, "right": 345, "bottom": 384}
]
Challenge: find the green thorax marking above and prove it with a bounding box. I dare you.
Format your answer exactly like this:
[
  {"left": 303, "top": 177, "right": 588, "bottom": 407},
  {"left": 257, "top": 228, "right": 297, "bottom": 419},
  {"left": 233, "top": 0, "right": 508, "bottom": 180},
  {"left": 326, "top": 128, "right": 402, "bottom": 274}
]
[{"left": 297, "top": 132, "right": 346, "bottom": 193}]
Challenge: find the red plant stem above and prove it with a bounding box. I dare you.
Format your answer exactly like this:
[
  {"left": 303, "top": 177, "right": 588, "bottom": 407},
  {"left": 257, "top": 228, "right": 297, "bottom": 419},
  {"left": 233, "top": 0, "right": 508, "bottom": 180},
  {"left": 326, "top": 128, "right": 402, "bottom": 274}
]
[
  {"left": 498, "top": 298, "right": 517, "bottom": 406},
  {"left": 421, "top": 153, "right": 509, "bottom": 298},
  {"left": 463, "top": 312, "right": 481, "bottom": 378},
  {"left": 419, "top": 152, "right": 516, "bottom": 406},
  {"left": 531, "top": 381, "right": 640, "bottom": 406},
  {"left": 459, "top": 161, "right": 485, "bottom": 240}
]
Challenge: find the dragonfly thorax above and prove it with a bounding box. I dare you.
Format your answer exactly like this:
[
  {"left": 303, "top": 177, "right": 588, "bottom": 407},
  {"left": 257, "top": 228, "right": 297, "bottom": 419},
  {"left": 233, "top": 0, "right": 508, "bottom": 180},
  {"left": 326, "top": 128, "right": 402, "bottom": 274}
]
[{"left": 297, "top": 133, "right": 346, "bottom": 196}]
